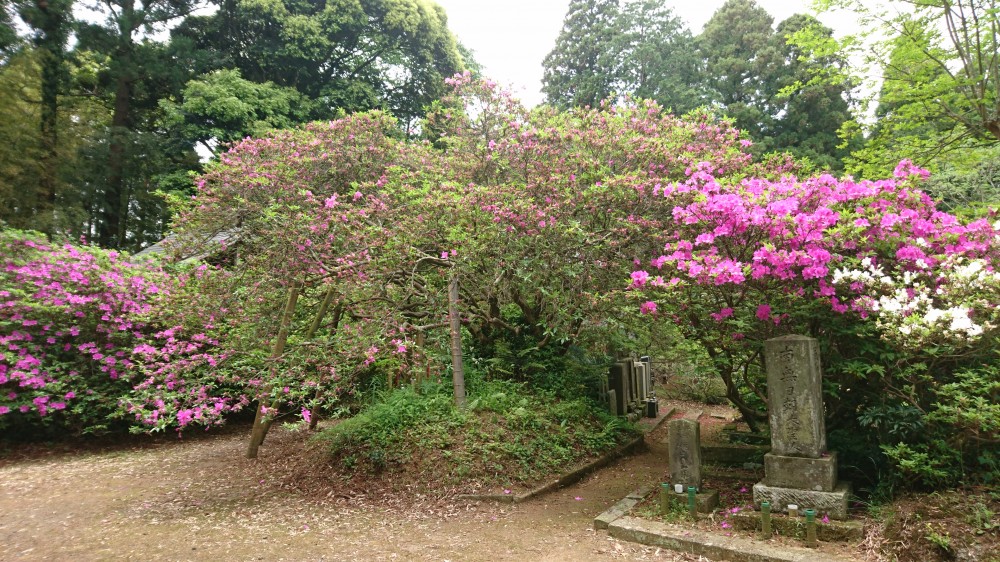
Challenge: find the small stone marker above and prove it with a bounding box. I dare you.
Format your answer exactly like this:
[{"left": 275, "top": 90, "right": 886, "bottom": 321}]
[
  {"left": 668, "top": 419, "right": 702, "bottom": 489},
  {"left": 609, "top": 362, "right": 629, "bottom": 415},
  {"left": 626, "top": 359, "right": 640, "bottom": 404},
  {"left": 635, "top": 363, "right": 648, "bottom": 400},
  {"left": 639, "top": 355, "right": 652, "bottom": 389},
  {"left": 666, "top": 419, "right": 719, "bottom": 513}
]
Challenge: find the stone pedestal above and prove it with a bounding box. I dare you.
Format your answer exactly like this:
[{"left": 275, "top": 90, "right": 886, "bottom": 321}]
[
  {"left": 754, "top": 335, "right": 852, "bottom": 520},
  {"left": 664, "top": 490, "right": 720, "bottom": 513},
  {"left": 763, "top": 452, "right": 838, "bottom": 491},
  {"left": 752, "top": 482, "right": 852, "bottom": 520}
]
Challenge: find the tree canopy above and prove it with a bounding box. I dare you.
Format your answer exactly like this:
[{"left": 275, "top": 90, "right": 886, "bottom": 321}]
[
  {"left": 174, "top": 0, "right": 465, "bottom": 129},
  {"left": 806, "top": 0, "right": 1000, "bottom": 175},
  {"left": 541, "top": 0, "right": 857, "bottom": 172},
  {"left": 0, "top": 0, "right": 467, "bottom": 251}
]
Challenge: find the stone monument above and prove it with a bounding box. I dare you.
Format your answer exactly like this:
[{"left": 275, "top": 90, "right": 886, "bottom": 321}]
[
  {"left": 753, "top": 335, "right": 851, "bottom": 519},
  {"left": 609, "top": 361, "right": 629, "bottom": 416},
  {"left": 668, "top": 419, "right": 719, "bottom": 512},
  {"left": 626, "top": 358, "right": 640, "bottom": 406},
  {"left": 635, "top": 362, "right": 648, "bottom": 401}
]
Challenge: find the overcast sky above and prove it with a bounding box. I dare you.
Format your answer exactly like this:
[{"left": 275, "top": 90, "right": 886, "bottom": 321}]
[{"left": 433, "top": 0, "right": 856, "bottom": 107}]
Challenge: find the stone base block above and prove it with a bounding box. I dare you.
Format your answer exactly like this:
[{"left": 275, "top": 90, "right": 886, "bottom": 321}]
[
  {"left": 763, "top": 452, "right": 838, "bottom": 492},
  {"left": 753, "top": 481, "right": 852, "bottom": 520},
  {"left": 665, "top": 490, "right": 719, "bottom": 513}
]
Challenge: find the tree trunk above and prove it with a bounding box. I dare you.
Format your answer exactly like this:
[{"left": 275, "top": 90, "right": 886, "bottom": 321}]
[
  {"left": 102, "top": 66, "right": 132, "bottom": 248},
  {"left": 718, "top": 366, "right": 767, "bottom": 432},
  {"left": 38, "top": 50, "right": 58, "bottom": 233},
  {"left": 448, "top": 275, "right": 466, "bottom": 408},
  {"left": 308, "top": 301, "right": 343, "bottom": 431},
  {"left": 247, "top": 282, "right": 300, "bottom": 458},
  {"left": 101, "top": 0, "right": 136, "bottom": 248},
  {"left": 32, "top": 0, "right": 71, "bottom": 236}
]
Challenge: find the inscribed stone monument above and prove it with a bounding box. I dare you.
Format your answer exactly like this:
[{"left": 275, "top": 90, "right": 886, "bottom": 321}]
[
  {"left": 668, "top": 419, "right": 702, "bottom": 489},
  {"left": 765, "top": 335, "right": 826, "bottom": 457},
  {"left": 753, "top": 335, "right": 852, "bottom": 519}
]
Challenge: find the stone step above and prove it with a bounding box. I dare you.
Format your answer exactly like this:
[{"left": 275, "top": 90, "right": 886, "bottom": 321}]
[
  {"left": 594, "top": 484, "right": 652, "bottom": 530},
  {"left": 608, "top": 515, "right": 856, "bottom": 562}
]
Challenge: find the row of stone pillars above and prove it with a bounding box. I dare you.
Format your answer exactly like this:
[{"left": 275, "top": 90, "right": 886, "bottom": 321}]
[{"left": 603, "top": 356, "right": 656, "bottom": 418}]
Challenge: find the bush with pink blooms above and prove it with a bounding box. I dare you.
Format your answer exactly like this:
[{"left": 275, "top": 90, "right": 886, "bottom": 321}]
[
  {"left": 632, "top": 160, "right": 1000, "bottom": 489},
  {"left": 0, "top": 231, "right": 244, "bottom": 435}
]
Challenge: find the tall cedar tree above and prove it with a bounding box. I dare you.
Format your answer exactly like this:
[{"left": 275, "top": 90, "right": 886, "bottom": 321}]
[
  {"left": 697, "top": 0, "right": 781, "bottom": 142},
  {"left": 541, "top": 0, "right": 620, "bottom": 109},
  {"left": 14, "top": 0, "right": 73, "bottom": 236},
  {"left": 612, "top": 0, "right": 704, "bottom": 114},
  {"left": 769, "top": 14, "right": 856, "bottom": 172},
  {"left": 76, "top": 0, "right": 205, "bottom": 249}
]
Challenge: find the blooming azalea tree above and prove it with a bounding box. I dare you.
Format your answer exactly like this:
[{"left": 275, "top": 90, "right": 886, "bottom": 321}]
[
  {"left": 633, "top": 160, "right": 1000, "bottom": 485},
  {"left": 414, "top": 73, "right": 765, "bottom": 390},
  {"left": 0, "top": 231, "right": 150, "bottom": 433},
  {"left": 162, "top": 112, "right": 425, "bottom": 455}
]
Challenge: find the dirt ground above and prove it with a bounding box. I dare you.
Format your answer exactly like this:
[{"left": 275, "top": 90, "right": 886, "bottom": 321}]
[
  {"left": 17, "top": 399, "right": 974, "bottom": 562},
  {"left": 0, "top": 403, "right": 714, "bottom": 562}
]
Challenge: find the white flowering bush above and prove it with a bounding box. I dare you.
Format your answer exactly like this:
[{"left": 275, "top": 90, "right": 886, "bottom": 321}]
[{"left": 833, "top": 256, "right": 1000, "bottom": 347}]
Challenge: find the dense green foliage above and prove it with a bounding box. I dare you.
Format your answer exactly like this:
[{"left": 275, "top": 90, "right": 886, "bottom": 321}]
[
  {"left": 317, "top": 380, "right": 637, "bottom": 484},
  {"left": 172, "top": 0, "right": 464, "bottom": 130},
  {"left": 541, "top": 0, "right": 856, "bottom": 172},
  {"left": 0, "top": 0, "right": 466, "bottom": 250},
  {"left": 802, "top": 0, "right": 1000, "bottom": 177}
]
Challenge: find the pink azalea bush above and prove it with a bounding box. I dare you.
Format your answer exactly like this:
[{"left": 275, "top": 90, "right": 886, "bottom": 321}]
[
  {"left": 632, "top": 160, "right": 1000, "bottom": 486},
  {"left": 0, "top": 231, "right": 159, "bottom": 432},
  {"left": 0, "top": 231, "right": 251, "bottom": 434},
  {"left": 0, "top": 232, "right": 212, "bottom": 432}
]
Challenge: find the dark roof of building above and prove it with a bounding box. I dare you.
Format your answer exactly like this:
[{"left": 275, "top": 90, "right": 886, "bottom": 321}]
[{"left": 135, "top": 228, "right": 241, "bottom": 262}]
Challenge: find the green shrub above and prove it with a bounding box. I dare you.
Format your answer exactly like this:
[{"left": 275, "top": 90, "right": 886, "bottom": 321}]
[{"left": 315, "top": 379, "right": 639, "bottom": 485}]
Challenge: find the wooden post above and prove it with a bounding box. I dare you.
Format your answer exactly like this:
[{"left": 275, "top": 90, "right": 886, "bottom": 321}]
[{"left": 448, "top": 275, "right": 466, "bottom": 408}]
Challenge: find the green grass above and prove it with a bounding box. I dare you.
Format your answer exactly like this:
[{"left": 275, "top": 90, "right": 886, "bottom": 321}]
[{"left": 313, "top": 380, "right": 639, "bottom": 488}]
